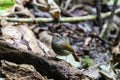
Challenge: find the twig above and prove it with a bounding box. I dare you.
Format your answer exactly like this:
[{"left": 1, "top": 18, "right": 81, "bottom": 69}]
[
  {"left": 0, "top": 8, "right": 120, "bottom": 23},
  {"left": 67, "top": 4, "right": 83, "bottom": 13},
  {"left": 99, "top": 21, "right": 108, "bottom": 37},
  {"left": 95, "top": 0, "right": 103, "bottom": 31},
  {"left": 64, "top": 0, "right": 71, "bottom": 10},
  {"left": 89, "top": 33, "right": 111, "bottom": 45},
  {"left": 108, "top": 0, "right": 118, "bottom": 23},
  {"left": 99, "top": 0, "right": 118, "bottom": 42},
  {"left": 60, "top": 7, "right": 74, "bottom": 17}
]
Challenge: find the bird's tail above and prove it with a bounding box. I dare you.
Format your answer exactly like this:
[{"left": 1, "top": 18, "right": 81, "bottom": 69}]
[{"left": 72, "top": 53, "right": 80, "bottom": 62}]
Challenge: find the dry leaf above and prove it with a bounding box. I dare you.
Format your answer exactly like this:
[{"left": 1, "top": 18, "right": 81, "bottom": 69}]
[
  {"left": 15, "top": 0, "right": 30, "bottom": 11},
  {"left": 0, "top": 18, "right": 45, "bottom": 56},
  {"left": 48, "top": 0, "right": 61, "bottom": 19},
  {"left": 17, "top": 24, "right": 45, "bottom": 55},
  {"left": 33, "top": 0, "right": 61, "bottom": 20},
  {"left": 1, "top": 18, "right": 22, "bottom": 44},
  {"left": 39, "top": 31, "right": 55, "bottom": 56},
  {"left": 34, "top": 0, "right": 49, "bottom": 11},
  {"left": 112, "top": 42, "right": 120, "bottom": 54}
]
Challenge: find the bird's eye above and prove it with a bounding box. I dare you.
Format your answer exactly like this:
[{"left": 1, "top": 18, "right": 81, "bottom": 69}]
[
  {"left": 56, "top": 34, "right": 60, "bottom": 37},
  {"left": 53, "top": 33, "right": 59, "bottom": 37}
]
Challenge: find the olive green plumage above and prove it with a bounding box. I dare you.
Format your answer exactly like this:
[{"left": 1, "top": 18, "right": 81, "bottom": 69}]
[{"left": 52, "top": 33, "right": 80, "bottom": 62}]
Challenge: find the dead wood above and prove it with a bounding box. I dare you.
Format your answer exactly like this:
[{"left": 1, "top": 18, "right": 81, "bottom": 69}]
[
  {"left": 0, "top": 40, "right": 82, "bottom": 80},
  {"left": 0, "top": 60, "right": 47, "bottom": 80}
]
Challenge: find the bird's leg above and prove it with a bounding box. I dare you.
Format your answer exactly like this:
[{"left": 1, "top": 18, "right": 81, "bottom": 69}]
[{"left": 65, "top": 56, "right": 68, "bottom": 61}]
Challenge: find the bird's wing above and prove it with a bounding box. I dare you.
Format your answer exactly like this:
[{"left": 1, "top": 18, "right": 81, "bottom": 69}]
[
  {"left": 61, "top": 42, "right": 80, "bottom": 62},
  {"left": 61, "top": 41, "right": 74, "bottom": 52}
]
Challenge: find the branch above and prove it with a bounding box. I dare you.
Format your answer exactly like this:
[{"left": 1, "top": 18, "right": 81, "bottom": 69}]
[
  {"left": 0, "top": 8, "right": 120, "bottom": 23},
  {"left": 95, "top": 0, "right": 102, "bottom": 31}
]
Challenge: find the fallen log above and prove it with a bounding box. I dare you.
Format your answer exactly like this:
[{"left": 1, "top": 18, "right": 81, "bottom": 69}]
[{"left": 0, "top": 40, "right": 82, "bottom": 80}]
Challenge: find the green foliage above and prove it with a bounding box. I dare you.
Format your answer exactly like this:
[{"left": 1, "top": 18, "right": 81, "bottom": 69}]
[
  {"left": 0, "top": 0, "right": 16, "bottom": 16},
  {"left": 99, "top": 63, "right": 117, "bottom": 78},
  {"left": 110, "top": 63, "right": 118, "bottom": 70},
  {"left": 108, "top": 0, "right": 120, "bottom": 5},
  {"left": 82, "top": 56, "right": 95, "bottom": 67},
  {"left": 100, "top": 63, "right": 117, "bottom": 71}
]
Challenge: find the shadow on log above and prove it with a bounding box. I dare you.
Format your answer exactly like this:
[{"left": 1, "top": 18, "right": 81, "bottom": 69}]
[{"left": 0, "top": 40, "right": 82, "bottom": 80}]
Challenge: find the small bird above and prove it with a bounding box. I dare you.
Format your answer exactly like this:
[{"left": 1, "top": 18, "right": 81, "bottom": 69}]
[{"left": 52, "top": 33, "right": 80, "bottom": 62}]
